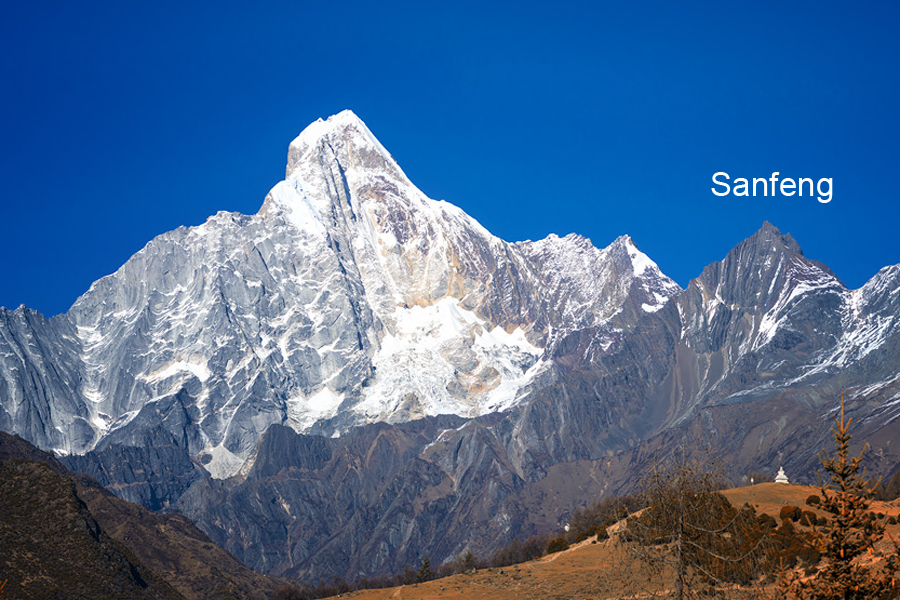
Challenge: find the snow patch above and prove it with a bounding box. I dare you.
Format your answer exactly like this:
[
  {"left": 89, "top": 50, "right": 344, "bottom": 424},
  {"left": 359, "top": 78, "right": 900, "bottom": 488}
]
[
  {"left": 203, "top": 444, "right": 246, "bottom": 480},
  {"left": 140, "top": 359, "right": 212, "bottom": 384},
  {"left": 625, "top": 237, "right": 658, "bottom": 278},
  {"left": 287, "top": 386, "right": 346, "bottom": 432},
  {"left": 354, "top": 297, "right": 545, "bottom": 421},
  {"left": 268, "top": 180, "right": 328, "bottom": 239}
]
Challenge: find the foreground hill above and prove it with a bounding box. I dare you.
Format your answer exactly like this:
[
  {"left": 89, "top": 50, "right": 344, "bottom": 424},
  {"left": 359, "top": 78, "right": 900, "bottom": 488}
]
[
  {"left": 0, "top": 459, "right": 184, "bottom": 600},
  {"left": 0, "top": 432, "right": 284, "bottom": 600}
]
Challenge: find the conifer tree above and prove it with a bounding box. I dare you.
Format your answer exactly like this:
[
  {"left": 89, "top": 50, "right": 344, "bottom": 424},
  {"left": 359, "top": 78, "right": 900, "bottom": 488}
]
[
  {"left": 780, "top": 393, "right": 900, "bottom": 599},
  {"left": 461, "top": 550, "right": 476, "bottom": 572},
  {"left": 417, "top": 556, "right": 432, "bottom": 583}
]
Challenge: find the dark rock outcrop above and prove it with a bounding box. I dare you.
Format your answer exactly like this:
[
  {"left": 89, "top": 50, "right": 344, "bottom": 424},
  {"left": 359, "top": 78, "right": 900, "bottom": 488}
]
[{"left": 0, "top": 432, "right": 286, "bottom": 599}]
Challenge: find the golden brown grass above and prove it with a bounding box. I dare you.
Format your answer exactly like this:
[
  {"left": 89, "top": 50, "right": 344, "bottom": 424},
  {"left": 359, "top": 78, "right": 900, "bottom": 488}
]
[{"left": 323, "top": 483, "right": 900, "bottom": 600}]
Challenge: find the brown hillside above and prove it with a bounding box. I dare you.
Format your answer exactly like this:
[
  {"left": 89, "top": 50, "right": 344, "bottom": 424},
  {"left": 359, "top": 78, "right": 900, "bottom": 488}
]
[
  {"left": 327, "top": 483, "right": 900, "bottom": 600},
  {"left": 0, "top": 431, "right": 286, "bottom": 600},
  {"left": 0, "top": 460, "right": 185, "bottom": 600},
  {"left": 76, "top": 476, "right": 288, "bottom": 600},
  {"left": 723, "top": 481, "right": 900, "bottom": 531},
  {"left": 723, "top": 481, "right": 900, "bottom": 554}
]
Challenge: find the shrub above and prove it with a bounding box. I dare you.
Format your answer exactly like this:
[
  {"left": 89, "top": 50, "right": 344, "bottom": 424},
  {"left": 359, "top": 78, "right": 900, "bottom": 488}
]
[
  {"left": 799, "top": 510, "right": 817, "bottom": 526},
  {"left": 564, "top": 494, "right": 642, "bottom": 544},
  {"left": 546, "top": 536, "right": 568, "bottom": 554},
  {"left": 273, "top": 584, "right": 309, "bottom": 600},
  {"left": 779, "top": 505, "right": 801, "bottom": 522},
  {"left": 889, "top": 516, "right": 898, "bottom": 525},
  {"left": 805, "top": 494, "right": 821, "bottom": 506},
  {"left": 873, "top": 470, "right": 900, "bottom": 501},
  {"left": 758, "top": 513, "right": 778, "bottom": 529},
  {"left": 771, "top": 518, "right": 820, "bottom": 569},
  {"left": 453, "top": 550, "right": 477, "bottom": 573},
  {"left": 489, "top": 534, "right": 548, "bottom": 567}
]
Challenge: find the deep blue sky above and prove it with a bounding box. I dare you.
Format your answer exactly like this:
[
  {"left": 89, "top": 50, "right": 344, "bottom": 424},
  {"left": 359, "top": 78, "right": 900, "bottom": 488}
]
[{"left": 2, "top": 1, "right": 898, "bottom": 316}]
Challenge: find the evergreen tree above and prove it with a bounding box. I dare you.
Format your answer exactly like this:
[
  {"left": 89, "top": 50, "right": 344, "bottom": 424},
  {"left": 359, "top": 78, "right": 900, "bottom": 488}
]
[
  {"left": 417, "top": 556, "right": 433, "bottom": 583},
  {"left": 780, "top": 393, "right": 900, "bottom": 599},
  {"left": 461, "top": 550, "right": 476, "bottom": 572}
]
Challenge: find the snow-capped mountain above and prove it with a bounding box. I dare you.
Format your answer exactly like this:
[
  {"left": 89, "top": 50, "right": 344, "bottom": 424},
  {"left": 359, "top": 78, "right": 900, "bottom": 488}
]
[
  {"left": 0, "top": 110, "right": 678, "bottom": 478},
  {"left": 1, "top": 111, "right": 899, "bottom": 581},
  {"left": 673, "top": 222, "right": 900, "bottom": 410}
]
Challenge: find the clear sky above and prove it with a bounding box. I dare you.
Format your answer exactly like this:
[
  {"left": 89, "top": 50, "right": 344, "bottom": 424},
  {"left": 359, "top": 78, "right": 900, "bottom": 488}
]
[{"left": 1, "top": 1, "right": 898, "bottom": 316}]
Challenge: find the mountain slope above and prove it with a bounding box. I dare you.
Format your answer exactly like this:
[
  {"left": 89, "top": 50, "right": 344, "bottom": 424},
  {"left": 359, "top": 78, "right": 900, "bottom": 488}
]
[
  {"left": 0, "top": 431, "right": 286, "bottom": 600},
  {"left": 0, "top": 459, "right": 185, "bottom": 600}
]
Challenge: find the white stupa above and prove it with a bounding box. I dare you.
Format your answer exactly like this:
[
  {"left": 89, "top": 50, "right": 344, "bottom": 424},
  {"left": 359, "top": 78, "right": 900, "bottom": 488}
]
[{"left": 775, "top": 466, "right": 790, "bottom": 484}]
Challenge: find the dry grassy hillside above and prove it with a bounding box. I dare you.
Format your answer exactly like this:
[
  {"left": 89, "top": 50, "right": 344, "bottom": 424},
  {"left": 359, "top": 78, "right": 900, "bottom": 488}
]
[{"left": 323, "top": 483, "right": 900, "bottom": 600}]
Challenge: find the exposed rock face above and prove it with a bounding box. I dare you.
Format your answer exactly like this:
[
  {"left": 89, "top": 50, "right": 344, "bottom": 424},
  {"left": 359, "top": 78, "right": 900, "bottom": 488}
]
[
  {"left": 0, "top": 308, "right": 86, "bottom": 452},
  {"left": 0, "top": 110, "right": 677, "bottom": 481},
  {"left": 1, "top": 111, "right": 899, "bottom": 581}
]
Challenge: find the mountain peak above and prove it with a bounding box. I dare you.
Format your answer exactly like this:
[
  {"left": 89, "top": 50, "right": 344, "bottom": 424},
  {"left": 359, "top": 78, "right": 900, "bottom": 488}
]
[
  {"left": 285, "top": 110, "right": 396, "bottom": 179},
  {"left": 608, "top": 235, "right": 661, "bottom": 279},
  {"left": 295, "top": 109, "right": 368, "bottom": 141},
  {"left": 748, "top": 221, "right": 802, "bottom": 255},
  {"left": 685, "top": 221, "right": 841, "bottom": 316}
]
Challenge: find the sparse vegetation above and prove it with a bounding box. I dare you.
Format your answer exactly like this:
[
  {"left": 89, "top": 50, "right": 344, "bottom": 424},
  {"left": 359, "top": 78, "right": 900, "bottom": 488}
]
[
  {"left": 874, "top": 470, "right": 900, "bottom": 502},
  {"left": 770, "top": 518, "right": 821, "bottom": 571},
  {"left": 489, "top": 534, "right": 550, "bottom": 567},
  {"left": 272, "top": 584, "right": 306, "bottom": 600},
  {"left": 566, "top": 494, "right": 642, "bottom": 545},
  {"left": 546, "top": 536, "right": 569, "bottom": 554},
  {"left": 452, "top": 550, "right": 477, "bottom": 573},
  {"left": 264, "top": 550, "right": 488, "bottom": 599},
  {"left": 265, "top": 490, "right": 643, "bottom": 597},
  {"left": 0, "top": 460, "right": 184, "bottom": 600},
  {"left": 620, "top": 448, "right": 771, "bottom": 599},
  {"left": 780, "top": 505, "right": 802, "bottom": 522}
]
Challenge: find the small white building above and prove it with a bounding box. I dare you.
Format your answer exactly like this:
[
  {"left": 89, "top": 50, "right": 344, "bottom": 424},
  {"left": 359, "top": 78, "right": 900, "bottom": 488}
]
[{"left": 775, "top": 466, "right": 790, "bottom": 484}]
